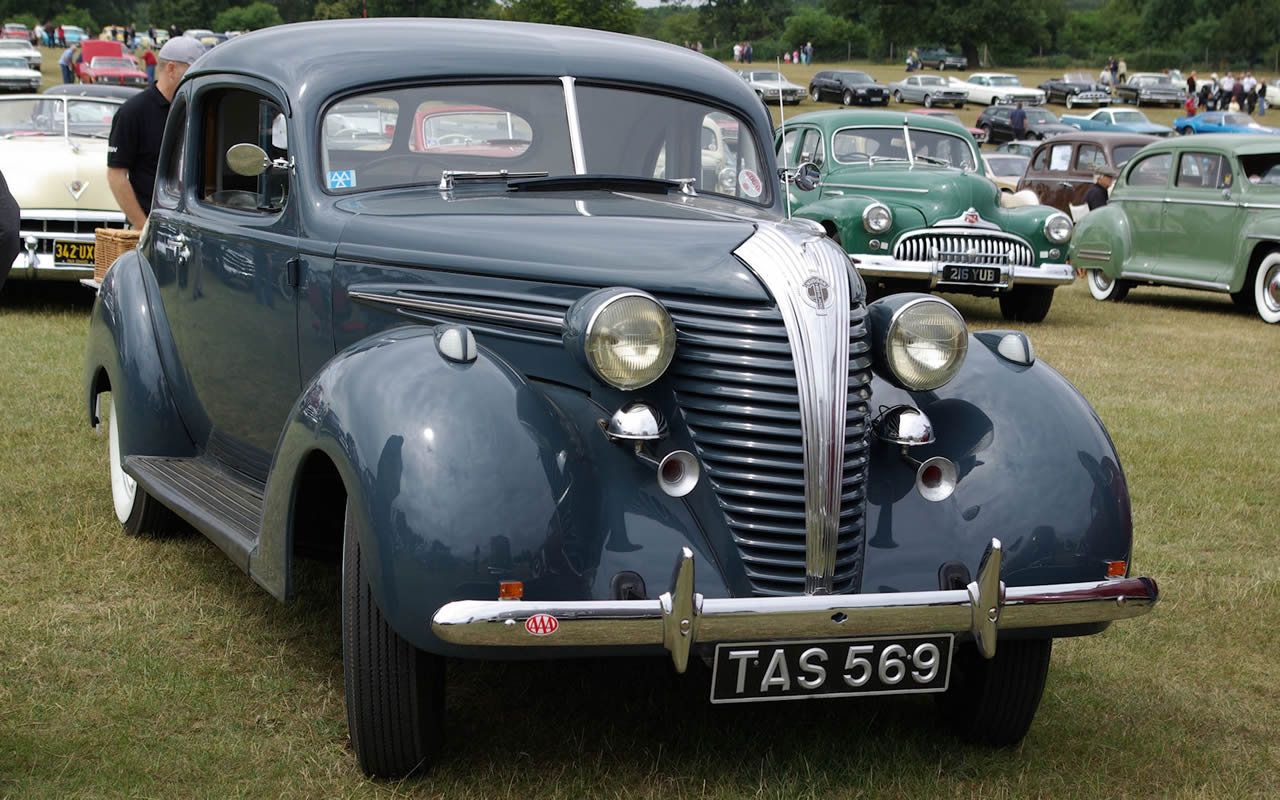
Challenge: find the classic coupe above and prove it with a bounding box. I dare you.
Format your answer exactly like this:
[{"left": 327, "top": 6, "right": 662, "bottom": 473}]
[
  {"left": 738, "top": 69, "right": 804, "bottom": 105},
  {"left": 85, "top": 19, "right": 1158, "bottom": 778},
  {"left": 976, "top": 105, "right": 1075, "bottom": 144},
  {"left": 0, "top": 93, "right": 127, "bottom": 283},
  {"left": 0, "top": 54, "right": 40, "bottom": 93},
  {"left": 1038, "top": 73, "right": 1112, "bottom": 108},
  {"left": 917, "top": 47, "right": 967, "bottom": 70},
  {"left": 1071, "top": 134, "right": 1280, "bottom": 322},
  {"left": 78, "top": 55, "right": 148, "bottom": 88},
  {"left": 779, "top": 109, "right": 1076, "bottom": 321},
  {"left": 946, "top": 73, "right": 1044, "bottom": 106},
  {"left": 1018, "top": 132, "right": 1157, "bottom": 213},
  {"left": 889, "top": 74, "right": 966, "bottom": 108},
  {"left": 0, "top": 39, "right": 42, "bottom": 69},
  {"left": 809, "top": 70, "right": 889, "bottom": 106},
  {"left": 1061, "top": 107, "right": 1173, "bottom": 137},
  {"left": 1173, "top": 111, "right": 1280, "bottom": 136},
  {"left": 2, "top": 22, "right": 27, "bottom": 40},
  {"left": 1114, "top": 73, "right": 1185, "bottom": 107}
]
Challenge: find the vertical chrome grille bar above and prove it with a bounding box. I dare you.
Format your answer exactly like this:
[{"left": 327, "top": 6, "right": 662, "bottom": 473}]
[{"left": 733, "top": 222, "right": 851, "bottom": 595}]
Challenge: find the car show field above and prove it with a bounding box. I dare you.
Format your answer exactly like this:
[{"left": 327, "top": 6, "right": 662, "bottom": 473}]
[{"left": 1, "top": 40, "right": 1277, "bottom": 797}]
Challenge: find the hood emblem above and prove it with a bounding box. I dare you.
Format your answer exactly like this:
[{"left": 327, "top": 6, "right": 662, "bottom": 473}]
[
  {"left": 962, "top": 208, "right": 980, "bottom": 225},
  {"left": 67, "top": 180, "right": 86, "bottom": 201},
  {"left": 803, "top": 275, "right": 832, "bottom": 310}
]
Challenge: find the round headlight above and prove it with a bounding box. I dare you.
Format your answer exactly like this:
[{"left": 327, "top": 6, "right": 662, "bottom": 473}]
[
  {"left": 584, "top": 292, "right": 676, "bottom": 390},
  {"left": 718, "top": 167, "right": 736, "bottom": 193},
  {"left": 863, "top": 203, "right": 893, "bottom": 233},
  {"left": 1044, "top": 212, "right": 1073, "bottom": 244},
  {"left": 885, "top": 298, "right": 968, "bottom": 390}
]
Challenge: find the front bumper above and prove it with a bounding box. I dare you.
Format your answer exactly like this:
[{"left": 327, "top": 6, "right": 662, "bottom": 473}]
[
  {"left": 851, "top": 253, "right": 1075, "bottom": 289},
  {"left": 432, "top": 538, "right": 1158, "bottom": 672}
]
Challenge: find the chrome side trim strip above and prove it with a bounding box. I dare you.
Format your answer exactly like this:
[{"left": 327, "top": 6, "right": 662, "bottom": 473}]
[
  {"left": 823, "top": 182, "right": 930, "bottom": 194},
  {"left": 349, "top": 289, "right": 567, "bottom": 331},
  {"left": 1075, "top": 247, "right": 1113, "bottom": 260},
  {"left": 1118, "top": 271, "right": 1231, "bottom": 292},
  {"left": 733, "top": 221, "right": 851, "bottom": 595},
  {"left": 430, "top": 539, "right": 1161, "bottom": 672},
  {"left": 1163, "top": 197, "right": 1239, "bottom": 207},
  {"left": 561, "top": 76, "right": 586, "bottom": 175}
]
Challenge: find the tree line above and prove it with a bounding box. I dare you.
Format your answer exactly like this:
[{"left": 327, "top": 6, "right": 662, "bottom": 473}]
[{"left": 4, "top": 0, "right": 1278, "bottom": 71}]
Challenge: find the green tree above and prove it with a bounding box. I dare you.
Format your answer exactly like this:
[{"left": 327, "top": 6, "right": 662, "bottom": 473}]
[
  {"left": 781, "top": 6, "right": 866, "bottom": 61},
  {"left": 213, "top": 1, "right": 283, "bottom": 30},
  {"left": 148, "top": 0, "right": 221, "bottom": 30},
  {"left": 503, "top": 0, "right": 639, "bottom": 33},
  {"left": 55, "top": 5, "right": 98, "bottom": 31}
]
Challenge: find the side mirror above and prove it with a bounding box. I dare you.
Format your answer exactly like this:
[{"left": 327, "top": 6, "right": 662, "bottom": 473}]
[
  {"left": 793, "top": 161, "right": 821, "bottom": 192},
  {"left": 226, "top": 142, "right": 269, "bottom": 177}
]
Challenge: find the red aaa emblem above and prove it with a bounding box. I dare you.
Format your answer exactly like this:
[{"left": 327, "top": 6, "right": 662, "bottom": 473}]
[{"left": 524, "top": 613, "right": 559, "bottom": 636}]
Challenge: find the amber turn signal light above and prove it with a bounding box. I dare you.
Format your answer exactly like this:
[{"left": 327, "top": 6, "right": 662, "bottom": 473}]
[
  {"left": 498, "top": 581, "right": 524, "bottom": 601},
  {"left": 1106, "top": 561, "right": 1127, "bottom": 579}
]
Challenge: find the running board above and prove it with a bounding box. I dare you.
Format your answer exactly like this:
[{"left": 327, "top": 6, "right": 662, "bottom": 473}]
[{"left": 124, "top": 455, "right": 263, "bottom": 571}]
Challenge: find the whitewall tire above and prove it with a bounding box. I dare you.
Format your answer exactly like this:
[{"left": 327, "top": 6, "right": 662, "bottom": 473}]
[
  {"left": 1256, "top": 253, "right": 1280, "bottom": 323},
  {"left": 107, "top": 397, "right": 139, "bottom": 524},
  {"left": 1087, "top": 269, "right": 1130, "bottom": 302}
]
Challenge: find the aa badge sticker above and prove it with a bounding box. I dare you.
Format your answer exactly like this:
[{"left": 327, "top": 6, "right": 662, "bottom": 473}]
[{"left": 524, "top": 613, "right": 559, "bottom": 636}]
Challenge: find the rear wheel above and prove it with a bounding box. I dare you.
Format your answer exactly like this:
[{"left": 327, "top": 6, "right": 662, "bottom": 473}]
[
  {"left": 935, "top": 639, "right": 1052, "bottom": 746},
  {"left": 998, "top": 286, "right": 1055, "bottom": 322},
  {"left": 1250, "top": 252, "right": 1280, "bottom": 323},
  {"left": 343, "top": 503, "right": 446, "bottom": 778},
  {"left": 106, "top": 395, "right": 180, "bottom": 536},
  {"left": 1087, "top": 269, "right": 1131, "bottom": 302}
]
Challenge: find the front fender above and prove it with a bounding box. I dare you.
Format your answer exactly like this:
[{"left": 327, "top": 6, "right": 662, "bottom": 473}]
[
  {"left": 82, "top": 249, "right": 195, "bottom": 458},
  {"left": 1069, "top": 204, "right": 1131, "bottom": 277},
  {"left": 257, "top": 325, "right": 728, "bottom": 655},
  {"left": 862, "top": 331, "right": 1133, "bottom": 599},
  {"left": 794, "top": 197, "right": 927, "bottom": 251}
]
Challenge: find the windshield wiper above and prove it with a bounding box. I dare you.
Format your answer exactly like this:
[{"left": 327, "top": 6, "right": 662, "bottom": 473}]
[
  {"left": 438, "top": 169, "right": 548, "bottom": 191},
  {"left": 508, "top": 173, "right": 696, "bottom": 195},
  {"left": 913, "top": 155, "right": 950, "bottom": 166}
]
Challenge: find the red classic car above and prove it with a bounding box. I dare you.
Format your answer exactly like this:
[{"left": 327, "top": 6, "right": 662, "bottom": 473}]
[
  {"left": 76, "top": 40, "right": 148, "bottom": 87},
  {"left": 909, "top": 108, "right": 988, "bottom": 144},
  {"left": 2, "top": 23, "right": 29, "bottom": 41}
]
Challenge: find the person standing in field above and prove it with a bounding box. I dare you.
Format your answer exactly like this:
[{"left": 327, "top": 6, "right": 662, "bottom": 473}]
[
  {"left": 142, "top": 45, "right": 157, "bottom": 83},
  {"left": 1010, "top": 101, "right": 1028, "bottom": 140},
  {"left": 58, "top": 43, "right": 78, "bottom": 84}
]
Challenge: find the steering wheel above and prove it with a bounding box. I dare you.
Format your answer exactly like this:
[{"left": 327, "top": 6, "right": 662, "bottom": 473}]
[
  {"left": 837, "top": 151, "right": 871, "bottom": 163},
  {"left": 434, "top": 133, "right": 473, "bottom": 146}
]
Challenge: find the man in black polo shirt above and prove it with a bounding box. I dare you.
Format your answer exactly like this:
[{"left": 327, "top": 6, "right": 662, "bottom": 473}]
[
  {"left": 106, "top": 36, "right": 203, "bottom": 228},
  {"left": 1084, "top": 165, "right": 1118, "bottom": 211}
]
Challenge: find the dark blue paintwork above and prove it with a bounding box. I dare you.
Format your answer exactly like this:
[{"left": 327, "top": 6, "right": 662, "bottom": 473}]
[{"left": 84, "top": 18, "right": 1135, "bottom": 658}]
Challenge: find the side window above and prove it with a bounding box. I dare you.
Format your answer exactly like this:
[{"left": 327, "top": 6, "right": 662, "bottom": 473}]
[
  {"left": 1031, "top": 146, "right": 1048, "bottom": 171},
  {"left": 799, "top": 128, "right": 824, "bottom": 167},
  {"left": 1076, "top": 144, "right": 1106, "bottom": 172},
  {"left": 1177, "top": 152, "right": 1233, "bottom": 189},
  {"left": 1128, "top": 153, "right": 1172, "bottom": 187},
  {"left": 1048, "top": 143, "right": 1072, "bottom": 172},
  {"left": 777, "top": 128, "right": 801, "bottom": 165},
  {"left": 155, "top": 102, "right": 186, "bottom": 209},
  {"left": 198, "top": 88, "right": 289, "bottom": 213}
]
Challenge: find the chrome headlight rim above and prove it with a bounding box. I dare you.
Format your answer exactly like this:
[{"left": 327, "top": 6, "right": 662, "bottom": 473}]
[
  {"left": 1044, "top": 211, "right": 1073, "bottom": 244},
  {"left": 579, "top": 289, "right": 677, "bottom": 391},
  {"left": 882, "top": 296, "right": 969, "bottom": 391},
  {"left": 862, "top": 202, "right": 893, "bottom": 234}
]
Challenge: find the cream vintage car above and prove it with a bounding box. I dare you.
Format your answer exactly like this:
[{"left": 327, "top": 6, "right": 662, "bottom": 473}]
[{"left": 0, "top": 93, "right": 128, "bottom": 282}]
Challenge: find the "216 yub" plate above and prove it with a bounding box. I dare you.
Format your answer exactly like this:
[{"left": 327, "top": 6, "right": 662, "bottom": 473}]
[{"left": 709, "top": 634, "right": 953, "bottom": 704}]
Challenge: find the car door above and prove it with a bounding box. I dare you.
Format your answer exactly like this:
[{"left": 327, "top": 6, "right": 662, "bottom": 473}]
[
  {"left": 158, "top": 77, "right": 301, "bottom": 478},
  {"left": 1114, "top": 151, "right": 1172, "bottom": 274},
  {"left": 989, "top": 107, "right": 1012, "bottom": 142},
  {"left": 1160, "top": 151, "right": 1245, "bottom": 286}
]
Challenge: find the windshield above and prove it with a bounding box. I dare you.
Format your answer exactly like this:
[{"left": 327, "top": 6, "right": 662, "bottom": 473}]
[
  {"left": 321, "top": 83, "right": 769, "bottom": 204},
  {"left": 1241, "top": 154, "right": 1280, "bottom": 186},
  {"left": 1113, "top": 145, "right": 1143, "bottom": 166},
  {"left": 750, "top": 72, "right": 785, "bottom": 83},
  {"left": 91, "top": 57, "right": 135, "bottom": 69},
  {"left": 1025, "top": 109, "right": 1056, "bottom": 124},
  {"left": 831, "top": 126, "right": 978, "bottom": 170},
  {"left": 0, "top": 41, "right": 30, "bottom": 50},
  {"left": 0, "top": 57, "right": 26, "bottom": 70},
  {"left": 1224, "top": 113, "right": 1256, "bottom": 127},
  {"left": 917, "top": 76, "right": 945, "bottom": 86},
  {"left": 1135, "top": 75, "right": 1171, "bottom": 86},
  {"left": 986, "top": 156, "right": 1027, "bottom": 177},
  {"left": 839, "top": 72, "right": 874, "bottom": 84},
  {"left": 988, "top": 76, "right": 1021, "bottom": 87},
  {"left": 1112, "top": 111, "right": 1148, "bottom": 123},
  {"left": 1064, "top": 73, "right": 1092, "bottom": 83},
  {"left": 0, "top": 98, "right": 119, "bottom": 138}
]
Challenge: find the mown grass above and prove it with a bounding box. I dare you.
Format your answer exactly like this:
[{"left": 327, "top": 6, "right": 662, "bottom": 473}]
[{"left": 1, "top": 278, "right": 1277, "bottom": 799}]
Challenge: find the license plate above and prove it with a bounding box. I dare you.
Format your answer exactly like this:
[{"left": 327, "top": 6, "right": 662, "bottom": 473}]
[
  {"left": 942, "top": 264, "right": 1001, "bottom": 284},
  {"left": 54, "top": 240, "right": 95, "bottom": 265},
  {"left": 709, "top": 634, "right": 952, "bottom": 704}
]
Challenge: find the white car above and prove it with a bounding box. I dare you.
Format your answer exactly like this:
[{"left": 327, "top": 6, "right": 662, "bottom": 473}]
[
  {"left": 0, "top": 55, "right": 40, "bottom": 93},
  {"left": 737, "top": 70, "right": 805, "bottom": 105},
  {"left": 947, "top": 73, "right": 1045, "bottom": 106},
  {"left": 0, "top": 39, "right": 41, "bottom": 69}
]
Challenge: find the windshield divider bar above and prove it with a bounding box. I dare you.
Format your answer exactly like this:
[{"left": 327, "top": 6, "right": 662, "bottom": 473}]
[{"left": 560, "top": 76, "right": 586, "bottom": 175}]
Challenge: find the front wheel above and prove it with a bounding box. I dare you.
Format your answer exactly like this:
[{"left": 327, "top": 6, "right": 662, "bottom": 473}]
[
  {"left": 1249, "top": 252, "right": 1280, "bottom": 323},
  {"left": 893, "top": 90, "right": 903, "bottom": 104},
  {"left": 843, "top": 89, "right": 854, "bottom": 106},
  {"left": 343, "top": 503, "right": 446, "bottom": 778},
  {"left": 810, "top": 86, "right": 821, "bottom": 102},
  {"left": 1087, "top": 269, "right": 1131, "bottom": 302},
  {"left": 935, "top": 639, "right": 1052, "bottom": 746},
  {"left": 1065, "top": 94, "right": 1075, "bottom": 109},
  {"left": 1179, "top": 126, "right": 1192, "bottom": 135},
  {"left": 106, "top": 395, "right": 180, "bottom": 536},
  {"left": 998, "top": 285, "right": 1055, "bottom": 322},
  {"left": 923, "top": 94, "right": 934, "bottom": 108}
]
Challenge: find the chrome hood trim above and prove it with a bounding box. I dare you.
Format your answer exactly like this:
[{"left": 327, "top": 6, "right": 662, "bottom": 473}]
[{"left": 733, "top": 221, "right": 851, "bottom": 595}]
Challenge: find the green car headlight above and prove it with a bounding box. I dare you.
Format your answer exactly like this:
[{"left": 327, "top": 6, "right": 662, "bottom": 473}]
[
  {"left": 566, "top": 289, "right": 676, "bottom": 390},
  {"left": 1044, "top": 212, "right": 1073, "bottom": 244},
  {"left": 869, "top": 295, "right": 968, "bottom": 391},
  {"left": 863, "top": 203, "right": 893, "bottom": 233}
]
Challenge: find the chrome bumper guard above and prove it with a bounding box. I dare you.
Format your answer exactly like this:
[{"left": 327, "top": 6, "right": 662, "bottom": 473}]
[
  {"left": 431, "top": 538, "right": 1158, "bottom": 673},
  {"left": 853, "top": 254, "right": 1075, "bottom": 288}
]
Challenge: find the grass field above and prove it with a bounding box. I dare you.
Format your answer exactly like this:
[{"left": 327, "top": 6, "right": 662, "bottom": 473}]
[{"left": 3, "top": 48, "right": 1278, "bottom": 799}]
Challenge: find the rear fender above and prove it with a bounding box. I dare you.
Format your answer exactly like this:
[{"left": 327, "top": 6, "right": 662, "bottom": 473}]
[
  {"left": 1068, "top": 204, "right": 1131, "bottom": 277},
  {"left": 1236, "top": 215, "right": 1280, "bottom": 293}
]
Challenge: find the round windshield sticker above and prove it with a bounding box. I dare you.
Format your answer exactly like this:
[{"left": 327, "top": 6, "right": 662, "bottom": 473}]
[{"left": 739, "top": 169, "right": 763, "bottom": 198}]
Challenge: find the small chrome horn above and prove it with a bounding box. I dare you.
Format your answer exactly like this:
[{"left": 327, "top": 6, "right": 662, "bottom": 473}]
[
  {"left": 915, "top": 456, "right": 958, "bottom": 502},
  {"left": 657, "top": 450, "right": 700, "bottom": 497}
]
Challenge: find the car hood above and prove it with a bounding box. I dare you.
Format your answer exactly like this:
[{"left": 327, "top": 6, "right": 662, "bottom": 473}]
[
  {"left": 88, "top": 65, "right": 145, "bottom": 76},
  {"left": 1029, "top": 122, "right": 1075, "bottom": 135},
  {"left": 333, "top": 189, "right": 774, "bottom": 301},
  {"left": 751, "top": 80, "right": 802, "bottom": 91},
  {"left": 0, "top": 137, "right": 117, "bottom": 210},
  {"left": 0, "top": 66, "right": 38, "bottom": 78},
  {"left": 1120, "top": 121, "right": 1173, "bottom": 134},
  {"left": 824, "top": 164, "right": 1001, "bottom": 223}
]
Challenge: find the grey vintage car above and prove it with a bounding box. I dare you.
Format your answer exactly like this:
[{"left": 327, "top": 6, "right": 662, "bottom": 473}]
[
  {"left": 738, "top": 69, "right": 805, "bottom": 105},
  {"left": 84, "top": 19, "right": 1157, "bottom": 779},
  {"left": 890, "top": 74, "right": 968, "bottom": 108}
]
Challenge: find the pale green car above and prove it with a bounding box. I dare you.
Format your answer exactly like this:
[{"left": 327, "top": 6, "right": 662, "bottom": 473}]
[{"left": 1070, "top": 134, "right": 1280, "bottom": 323}]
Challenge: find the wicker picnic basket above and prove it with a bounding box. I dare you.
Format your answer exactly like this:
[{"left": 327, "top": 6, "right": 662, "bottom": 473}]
[{"left": 94, "top": 228, "right": 141, "bottom": 283}]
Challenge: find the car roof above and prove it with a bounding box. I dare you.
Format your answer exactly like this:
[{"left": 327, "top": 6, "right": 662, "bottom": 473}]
[
  {"left": 189, "top": 19, "right": 763, "bottom": 121},
  {"left": 43, "top": 83, "right": 138, "bottom": 98},
  {"left": 1129, "top": 133, "right": 1280, "bottom": 156},
  {"left": 1040, "top": 131, "right": 1159, "bottom": 146},
  {"left": 786, "top": 109, "right": 971, "bottom": 135}
]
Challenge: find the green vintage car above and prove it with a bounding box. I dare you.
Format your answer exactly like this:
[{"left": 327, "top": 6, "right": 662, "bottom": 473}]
[
  {"left": 1071, "top": 134, "right": 1280, "bottom": 324},
  {"left": 779, "top": 110, "right": 1075, "bottom": 322}
]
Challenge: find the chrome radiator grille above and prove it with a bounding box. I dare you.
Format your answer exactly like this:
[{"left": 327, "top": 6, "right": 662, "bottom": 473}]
[
  {"left": 664, "top": 295, "right": 872, "bottom": 596},
  {"left": 895, "top": 231, "right": 1035, "bottom": 267}
]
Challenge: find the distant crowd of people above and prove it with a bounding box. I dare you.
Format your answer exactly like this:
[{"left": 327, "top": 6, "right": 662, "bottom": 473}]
[
  {"left": 1187, "top": 71, "right": 1268, "bottom": 114},
  {"left": 728, "top": 41, "right": 812, "bottom": 65}
]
